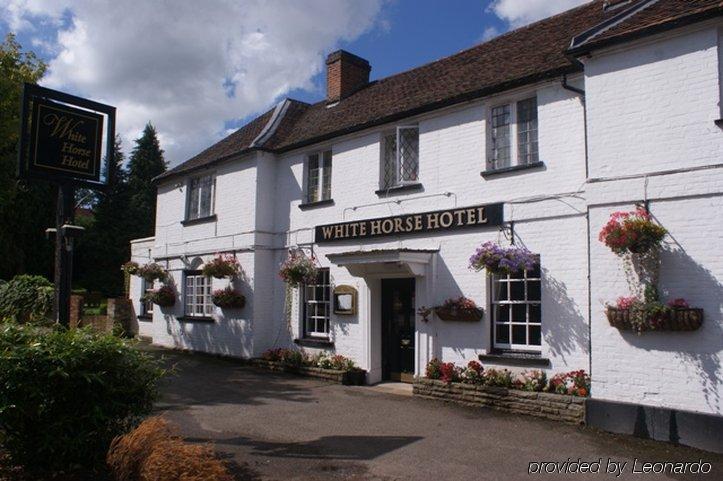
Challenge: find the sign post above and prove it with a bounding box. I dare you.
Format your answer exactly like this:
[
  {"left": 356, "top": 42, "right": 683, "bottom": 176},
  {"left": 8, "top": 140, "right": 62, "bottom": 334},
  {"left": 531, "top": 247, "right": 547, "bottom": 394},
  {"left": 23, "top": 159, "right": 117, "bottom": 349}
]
[{"left": 18, "top": 83, "right": 115, "bottom": 327}]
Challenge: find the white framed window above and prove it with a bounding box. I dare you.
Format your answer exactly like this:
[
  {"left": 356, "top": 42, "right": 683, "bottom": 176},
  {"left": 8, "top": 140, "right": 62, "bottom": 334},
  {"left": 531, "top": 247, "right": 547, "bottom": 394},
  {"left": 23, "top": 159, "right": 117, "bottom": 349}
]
[
  {"left": 141, "top": 279, "right": 154, "bottom": 317},
  {"left": 491, "top": 260, "right": 541, "bottom": 351},
  {"left": 488, "top": 96, "right": 538, "bottom": 170},
  {"left": 184, "top": 272, "right": 213, "bottom": 317},
  {"left": 186, "top": 174, "right": 215, "bottom": 220},
  {"left": 302, "top": 268, "right": 330, "bottom": 338},
  {"left": 306, "top": 150, "right": 332, "bottom": 203},
  {"left": 381, "top": 126, "right": 419, "bottom": 189}
]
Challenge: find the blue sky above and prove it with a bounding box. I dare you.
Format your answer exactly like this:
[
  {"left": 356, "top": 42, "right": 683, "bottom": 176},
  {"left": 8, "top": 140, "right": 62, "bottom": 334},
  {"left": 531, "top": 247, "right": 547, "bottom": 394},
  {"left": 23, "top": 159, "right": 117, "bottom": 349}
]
[{"left": 1, "top": 0, "right": 588, "bottom": 165}]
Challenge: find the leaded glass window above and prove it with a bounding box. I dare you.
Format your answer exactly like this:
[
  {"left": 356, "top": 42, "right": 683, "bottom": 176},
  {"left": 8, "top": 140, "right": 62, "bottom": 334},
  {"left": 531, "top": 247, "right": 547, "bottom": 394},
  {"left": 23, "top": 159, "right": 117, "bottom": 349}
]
[{"left": 381, "top": 126, "right": 419, "bottom": 189}]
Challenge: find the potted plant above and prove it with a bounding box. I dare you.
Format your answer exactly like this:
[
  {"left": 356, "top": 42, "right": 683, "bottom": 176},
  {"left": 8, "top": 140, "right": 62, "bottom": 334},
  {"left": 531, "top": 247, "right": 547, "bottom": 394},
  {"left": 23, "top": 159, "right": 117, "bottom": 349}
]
[
  {"left": 434, "top": 296, "right": 483, "bottom": 322},
  {"left": 605, "top": 287, "right": 703, "bottom": 333},
  {"left": 211, "top": 286, "right": 246, "bottom": 309},
  {"left": 143, "top": 285, "right": 175, "bottom": 307},
  {"left": 279, "top": 250, "right": 318, "bottom": 288},
  {"left": 136, "top": 263, "right": 168, "bottom": 283},
  {"left": 599, "top": 207, "right": 667, "bottom": 255},
  {"left": 468, "top": 241, "right": 536, "bottom": 276},
  {"left": 121, "top": 261, "right": 139, "bottom": 275},
  {"left": 202, "top": 254, "right": 242, "bottom": 279}
]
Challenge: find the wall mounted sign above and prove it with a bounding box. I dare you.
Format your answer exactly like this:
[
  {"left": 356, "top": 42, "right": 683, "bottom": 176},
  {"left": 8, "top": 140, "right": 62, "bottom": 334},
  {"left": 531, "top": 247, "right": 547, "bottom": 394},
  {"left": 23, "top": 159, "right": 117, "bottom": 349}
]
[
  {"left": 333, "top": 285, "right": 358, "bottom": 315},
  {"left": 315, "top": 203, "right": 504, "bottom": 243},
  {"left": 18, "top": 83, "right": 115, "bottom": 190}
]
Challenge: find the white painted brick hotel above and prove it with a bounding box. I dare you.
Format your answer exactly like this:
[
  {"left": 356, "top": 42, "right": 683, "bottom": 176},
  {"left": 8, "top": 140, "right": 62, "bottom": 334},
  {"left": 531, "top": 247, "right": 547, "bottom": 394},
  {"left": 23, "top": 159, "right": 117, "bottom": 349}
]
[{"left": 129, "top": 0, "right": 722, "bottom": 447}]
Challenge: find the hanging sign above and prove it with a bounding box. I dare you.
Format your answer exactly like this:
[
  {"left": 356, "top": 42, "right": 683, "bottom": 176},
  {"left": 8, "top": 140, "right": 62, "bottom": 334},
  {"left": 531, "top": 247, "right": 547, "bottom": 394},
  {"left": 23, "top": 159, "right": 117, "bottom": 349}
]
[
  {"left": 315, "top": 203, "right": 504, "bottom": 243},
  {"left": 18, "top": 83, "right": 115, "bottom": 189}
]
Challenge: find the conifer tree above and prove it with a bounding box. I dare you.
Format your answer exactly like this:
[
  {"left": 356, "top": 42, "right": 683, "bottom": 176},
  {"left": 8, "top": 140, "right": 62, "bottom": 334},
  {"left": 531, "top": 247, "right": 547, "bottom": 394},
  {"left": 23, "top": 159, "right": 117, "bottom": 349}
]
[{"left": 127, "top": 123, "right": 167, "bottom": 239}]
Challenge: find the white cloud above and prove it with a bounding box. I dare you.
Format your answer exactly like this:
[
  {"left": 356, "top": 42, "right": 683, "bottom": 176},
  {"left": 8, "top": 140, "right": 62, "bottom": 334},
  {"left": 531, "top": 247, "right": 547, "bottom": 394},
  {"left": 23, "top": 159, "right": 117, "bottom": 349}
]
[
  {"left": 1, "top": 0, "right": 385, "bottom": 165},
  {"left": 479, "top": 26, "right": 501, "bottom": 42},
  {"left": 490, "top": 0, "right": 592, "bottom": 28}
]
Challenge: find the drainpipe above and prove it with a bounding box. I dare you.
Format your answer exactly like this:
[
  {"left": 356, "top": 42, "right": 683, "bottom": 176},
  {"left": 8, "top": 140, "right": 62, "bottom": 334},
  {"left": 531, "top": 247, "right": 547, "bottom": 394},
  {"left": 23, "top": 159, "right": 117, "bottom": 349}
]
[{"left": 561, "top": 73, "right": 594, "bottom": 390}]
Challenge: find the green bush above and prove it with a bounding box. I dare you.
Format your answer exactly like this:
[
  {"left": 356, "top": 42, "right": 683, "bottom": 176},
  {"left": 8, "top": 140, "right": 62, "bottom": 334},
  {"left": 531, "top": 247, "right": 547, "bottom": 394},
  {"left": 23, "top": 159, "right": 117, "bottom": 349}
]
[
  {"left": 0, "top": 275, "right": 54, "bottom": 324},
  {"left": 0, "top": 323, "right": 164, "bottom": 474}
]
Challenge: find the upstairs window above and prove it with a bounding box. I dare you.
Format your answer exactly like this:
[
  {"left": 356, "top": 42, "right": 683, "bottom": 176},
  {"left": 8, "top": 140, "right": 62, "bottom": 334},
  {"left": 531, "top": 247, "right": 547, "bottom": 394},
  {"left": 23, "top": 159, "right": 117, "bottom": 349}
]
[
  {"left": 186, "top": 174, "right": 214, "bottom": 220},
  {"left": 381, "top": 126, "right": 419, "bottom": 189},
  {"left": 302, "top": 268, "right": 330, "bottom": 338},
  {"left": 488, "top": 96, "right": 538, "bottom": 171},
  {"left": 306, "top": 150, "right": 332, "bottom": 203},
  {"left": 140, "top": 279, "right": 154, "bottom": 317}
]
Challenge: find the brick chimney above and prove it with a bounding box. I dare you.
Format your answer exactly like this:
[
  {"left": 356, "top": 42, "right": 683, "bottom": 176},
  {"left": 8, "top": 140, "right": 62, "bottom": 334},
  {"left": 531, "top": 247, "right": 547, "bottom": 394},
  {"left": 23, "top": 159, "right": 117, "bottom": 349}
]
[{"left": 326, "top": 50, "right": 371, "bottom": 103}]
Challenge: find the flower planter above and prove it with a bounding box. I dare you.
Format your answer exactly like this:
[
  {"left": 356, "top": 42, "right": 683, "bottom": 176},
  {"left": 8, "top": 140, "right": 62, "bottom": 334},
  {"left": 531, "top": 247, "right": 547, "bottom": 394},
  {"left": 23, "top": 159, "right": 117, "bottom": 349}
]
[
  {"left": 413, "top": 378, "right": 585, "bottom": 424},
  {"left": 434, "top": 306, "right": 483, "bottom": 322},
  {"left": 212, "top": 287, "right": 246, "bottom": 309},
  {"left": 606, "top": 307, "right": 703, "bottom": 332},
  {"left": 250, "top": 359, "right": 367, "bottom": 385}
]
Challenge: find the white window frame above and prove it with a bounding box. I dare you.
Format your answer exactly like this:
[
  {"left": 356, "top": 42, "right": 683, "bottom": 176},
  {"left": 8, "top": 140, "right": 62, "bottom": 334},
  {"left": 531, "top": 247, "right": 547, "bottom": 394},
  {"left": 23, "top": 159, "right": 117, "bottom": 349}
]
[
  {"left": 305, "top": 150, "right": 332, "bottom": 203},
  {"left": 490, "top": 261, "right": 541, "bottom": 352},
  {"left": 186, "top": 174, "right": 215, "bottom": 221},
  {"left": 184, "top": 271, "right": 213, "bottom": 318},
  {"left": 141, "top": 278, "right": 154, "bottom": 317},
  {"left": 487, "top": 96, "right": 538, "bottom": 171},
  {"left": 381, "top": 125, "right": 419, "bottom": 189},
  {"left": 302, "top": 268, "right": 331, "bottom": 338}
]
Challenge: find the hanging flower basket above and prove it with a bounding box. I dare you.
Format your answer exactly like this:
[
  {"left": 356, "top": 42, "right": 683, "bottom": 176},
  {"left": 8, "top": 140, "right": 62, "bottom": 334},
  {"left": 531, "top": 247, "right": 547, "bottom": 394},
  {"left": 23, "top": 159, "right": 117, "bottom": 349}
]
[
  {"left": 143, "top": 285, "right": 175, "bottom": 307},
  {"left": 434, "top": 297, "right": 483, "bottom": 322},
  {"left": 212, "top": 286, "right": 246, "bottom": 309},
  {"left": 599, "top": 207, "right": 667, "bottom": 255},
  {"left": 136, "top": 263, "right": 168, "bottom": 283},
  {"left": 121, "top": 261, "right": 139, "bottom": 275},
  {"left": 468, "top": 241, "right": 536, "bottom": 276},
  {"left": 279, "top": 250, "right": 318, "bottom": 288},
  {"left": 202, "top": 254, "right": 242, "bottom": 279},
  {"left": 606, "top": 297, "right": 703, "bottom": 333}
]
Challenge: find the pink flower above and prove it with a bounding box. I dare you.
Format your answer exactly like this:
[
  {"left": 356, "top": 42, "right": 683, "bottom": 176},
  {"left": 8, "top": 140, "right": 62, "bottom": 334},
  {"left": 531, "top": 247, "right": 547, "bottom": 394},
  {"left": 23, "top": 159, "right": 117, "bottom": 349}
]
[{"left": 667, "top": 298, "right": 689, "bottom": 309}]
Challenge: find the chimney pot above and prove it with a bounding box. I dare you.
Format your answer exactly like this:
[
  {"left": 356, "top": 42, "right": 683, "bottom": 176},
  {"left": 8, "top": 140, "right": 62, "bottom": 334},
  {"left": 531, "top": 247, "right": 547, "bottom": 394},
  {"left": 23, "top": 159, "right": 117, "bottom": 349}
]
[{"left": 326, "top": 50, "right": 371, "bottom": 103}]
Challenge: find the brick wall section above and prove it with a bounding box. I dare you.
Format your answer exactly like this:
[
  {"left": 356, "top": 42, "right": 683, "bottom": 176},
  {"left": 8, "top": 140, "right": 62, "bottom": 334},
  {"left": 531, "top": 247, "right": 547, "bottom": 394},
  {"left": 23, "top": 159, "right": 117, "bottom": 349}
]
[
  {"left": 250, "top": 359, "right": 366, "bottom": 385},
  {"left": 414, "top": 378, "right": 586, "bottom": 424}
]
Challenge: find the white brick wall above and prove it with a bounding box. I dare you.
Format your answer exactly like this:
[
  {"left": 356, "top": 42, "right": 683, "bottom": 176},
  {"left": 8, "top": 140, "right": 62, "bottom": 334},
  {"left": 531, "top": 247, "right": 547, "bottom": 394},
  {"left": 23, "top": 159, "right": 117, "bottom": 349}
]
[{"left": 585, "top": 24, "right": 723, "bottom": 415}]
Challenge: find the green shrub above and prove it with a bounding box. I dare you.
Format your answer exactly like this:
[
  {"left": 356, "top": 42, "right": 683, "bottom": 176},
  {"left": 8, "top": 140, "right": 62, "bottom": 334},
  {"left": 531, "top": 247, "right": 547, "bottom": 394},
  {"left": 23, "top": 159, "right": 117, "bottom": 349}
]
[
  {"left": 0, "top": 275, "right": 54, "bottom": 324},
  {"left": 0, "top": 323, "right": 164, "bottom": 474}
]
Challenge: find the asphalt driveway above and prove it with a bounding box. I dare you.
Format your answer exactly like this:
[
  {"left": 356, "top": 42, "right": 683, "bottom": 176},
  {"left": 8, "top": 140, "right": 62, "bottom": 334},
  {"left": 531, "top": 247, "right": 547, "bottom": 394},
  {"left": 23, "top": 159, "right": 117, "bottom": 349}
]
[{"left": 148, "top": 345, "right": 722, "bottom": 481}]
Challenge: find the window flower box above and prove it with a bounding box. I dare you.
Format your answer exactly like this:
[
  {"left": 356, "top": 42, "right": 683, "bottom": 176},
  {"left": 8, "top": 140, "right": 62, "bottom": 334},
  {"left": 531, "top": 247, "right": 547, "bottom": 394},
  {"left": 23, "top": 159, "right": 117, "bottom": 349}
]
[
  {"left": 606, "top": 307, "right": 703, "bottom": 332},
  {"left": 202, "top": 254, "right": 242, "bottom": 279},
  {"left": 433, "top": 297, "right": 483, "bottom": 322},
  {"left": 211, "top": 287, "right": 245, "bottom": 309},
  {"left": 143, "top": 285, "right": 175, "bottom": 307}
]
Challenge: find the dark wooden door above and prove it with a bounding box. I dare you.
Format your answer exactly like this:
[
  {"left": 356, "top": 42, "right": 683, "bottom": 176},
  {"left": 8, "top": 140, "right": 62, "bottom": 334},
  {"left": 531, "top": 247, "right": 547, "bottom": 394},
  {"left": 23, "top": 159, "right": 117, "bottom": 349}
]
[{"left": 381, "top": 278, "right": 415, "bottom": 382}]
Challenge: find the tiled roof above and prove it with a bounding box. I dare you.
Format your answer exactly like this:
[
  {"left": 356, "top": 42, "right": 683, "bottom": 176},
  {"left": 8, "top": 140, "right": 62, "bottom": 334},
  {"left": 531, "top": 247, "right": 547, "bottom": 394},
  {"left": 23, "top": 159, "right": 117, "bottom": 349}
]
[
  {"left": 157, "top": 0, "right": 722, "bottom": 182},
  {"left": 569, "top": 0, "right": 723, "bottom": 53}
]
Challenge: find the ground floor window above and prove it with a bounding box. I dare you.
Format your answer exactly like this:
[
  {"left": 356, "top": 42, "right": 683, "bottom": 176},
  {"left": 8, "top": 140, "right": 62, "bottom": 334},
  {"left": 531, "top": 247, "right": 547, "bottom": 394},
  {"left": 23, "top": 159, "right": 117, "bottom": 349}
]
[
  {"left": 184, "top": 271, "right": 213, "bottom": 317},
  {"left": 491, "top": 260, "right": 541, "bottom": 351},
  {"left": 303, "top": 268, "right": 330, "bottom": 338},
  {"left": 141, "top": 279, "right": 154, "bottom": 317}
]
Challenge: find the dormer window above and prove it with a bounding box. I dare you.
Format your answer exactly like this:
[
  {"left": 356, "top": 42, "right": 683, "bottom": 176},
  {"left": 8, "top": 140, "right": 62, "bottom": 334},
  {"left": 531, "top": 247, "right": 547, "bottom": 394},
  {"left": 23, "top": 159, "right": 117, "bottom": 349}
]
[{"left": 381, "top": 126, "right": 419, "bottom": 189}]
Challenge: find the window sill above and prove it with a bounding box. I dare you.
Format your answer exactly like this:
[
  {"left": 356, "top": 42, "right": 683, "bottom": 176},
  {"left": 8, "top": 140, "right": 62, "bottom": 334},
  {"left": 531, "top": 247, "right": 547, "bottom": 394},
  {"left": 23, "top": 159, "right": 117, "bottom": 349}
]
[
  {"left": 715, "top": 119, "right": 723, "bottom": 127},
  {"left": 298, "top": 199, "right": 334, "bottom": 210},
  {"left": 375, "top": 183, "right": 423, "bottom": 197},
  {"left": 177, "top": 316, "right": 215, "bottom": 323},
  {"left": 294, "top": 337, "right": 334, "bottom": 348},
  {"left": 478, "top": 350, "right": 550, "bottom": 368},
  {"left": 137, "top": 315, "right": 153, "bottom": 321},
  {"left": 181, "top": 214, "right": 217, "bottom": 226},
  {"left": 481, "top": 161, "right": 545, "bottom": 179}
]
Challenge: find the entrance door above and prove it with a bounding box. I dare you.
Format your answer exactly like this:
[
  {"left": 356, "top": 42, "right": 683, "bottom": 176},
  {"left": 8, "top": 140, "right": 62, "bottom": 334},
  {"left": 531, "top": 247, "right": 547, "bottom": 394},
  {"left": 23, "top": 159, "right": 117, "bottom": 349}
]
[{"left": 381, "top": 278, "right": 415, "bottom": 383}]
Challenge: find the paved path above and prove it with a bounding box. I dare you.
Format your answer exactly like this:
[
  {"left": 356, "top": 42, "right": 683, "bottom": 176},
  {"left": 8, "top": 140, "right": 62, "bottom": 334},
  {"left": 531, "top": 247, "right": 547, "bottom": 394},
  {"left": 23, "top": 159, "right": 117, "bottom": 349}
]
[{"left": 149, "top": 346, "right": 722, "bottom": 481}]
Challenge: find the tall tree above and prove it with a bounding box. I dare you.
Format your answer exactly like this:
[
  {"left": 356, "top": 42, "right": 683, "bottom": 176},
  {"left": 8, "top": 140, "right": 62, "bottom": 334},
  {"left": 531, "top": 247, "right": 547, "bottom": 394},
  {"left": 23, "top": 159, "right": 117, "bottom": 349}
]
[
  {"left": 74, "top": 137, "right": 132, "bottom": 296},
  {"left": 0, "top": 33, "right": 55, "bottom": 280},
  {"left": 127, "top": 123, "right": 166, "bottom": 239}
]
